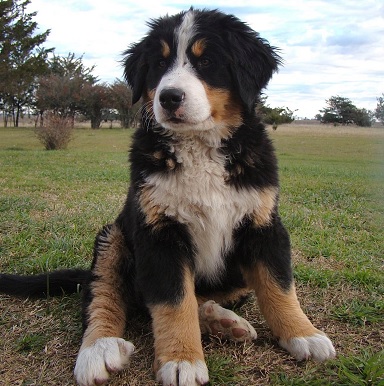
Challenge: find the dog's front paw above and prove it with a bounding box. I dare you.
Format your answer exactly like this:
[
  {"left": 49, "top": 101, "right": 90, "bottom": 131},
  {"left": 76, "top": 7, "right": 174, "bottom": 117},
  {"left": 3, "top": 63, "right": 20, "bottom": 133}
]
[
  {"left": 279, "top": 332, "right": 336, "bottom": 362},
  {"left": 74, "top": 337, "right": 135, "bottom": 386},
  {"left": 156, "top": 360, "right": 209, "bottom": 386}
]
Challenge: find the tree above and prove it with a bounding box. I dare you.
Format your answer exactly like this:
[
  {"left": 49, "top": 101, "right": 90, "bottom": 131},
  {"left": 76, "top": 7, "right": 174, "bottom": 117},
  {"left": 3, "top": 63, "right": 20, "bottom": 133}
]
[
  {"left": 109, "top": 79, "right": 138, "bottom": 128},
  {"left": 36, "top": 53, "right": 98, "bottom": 125},
  {"left": 375, "top": 94, "right": 384, "bottom": 125},
  {"left": 0, "top": 0, "right": 52, "bottom": 126},
  {"left": 319, "top": 96, "right": 374, "bottom": 127},
  {"left": 48, "top": 52, "right": 97, "bottom": 83},
  {"left": 257, "top": 96, "right": 295, "bottom": 129},
  {"left": 80, "top": 83, "right": 111, "bottom": 129},
  {"left": 353, "top": 108, "right": 374, "bottom": 127},
  {"left": 36, "top": 73, "right": 85, "bottom": 121},
  {"left": 102, "top": 109, "right": 120, "bottom": 128},
  {"left": 319, "top": 96, "right": 356, "bottom": 125}
]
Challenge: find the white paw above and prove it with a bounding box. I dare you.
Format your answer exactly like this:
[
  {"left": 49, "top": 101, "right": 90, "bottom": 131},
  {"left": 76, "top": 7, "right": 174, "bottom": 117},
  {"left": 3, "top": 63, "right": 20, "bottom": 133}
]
[
  {"left": 74, "top": 337, "right": 135, "bottom": 386},
  {"left": 279, "top": 333, "right": 336, "bottom": 362},
  {"left": 199, "top": 300, "right": 257, "bottom": 342},
  {"left": 156, "top": 360, "right": 209, "bottom": 386}
]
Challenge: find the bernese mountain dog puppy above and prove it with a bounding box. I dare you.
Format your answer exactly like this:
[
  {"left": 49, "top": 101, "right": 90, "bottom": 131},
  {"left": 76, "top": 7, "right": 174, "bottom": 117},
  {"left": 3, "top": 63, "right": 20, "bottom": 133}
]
[{"left": 0, "top": 8, "right": 336, "bottom": 386}]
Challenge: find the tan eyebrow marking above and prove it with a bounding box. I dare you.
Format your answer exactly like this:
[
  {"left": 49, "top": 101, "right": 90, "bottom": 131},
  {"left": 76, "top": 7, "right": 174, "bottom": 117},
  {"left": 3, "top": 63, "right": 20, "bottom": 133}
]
[
  {"left": 191, "top": 39, "right": 206, "bottom": 57},
  {"left": 161, "top": 39, "right": 171, "bottom": 58}
]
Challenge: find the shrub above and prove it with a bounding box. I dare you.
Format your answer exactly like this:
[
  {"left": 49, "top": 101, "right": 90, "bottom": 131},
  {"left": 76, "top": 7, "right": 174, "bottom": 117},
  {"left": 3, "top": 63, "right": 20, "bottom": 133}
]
[{"left": 35, "top": 113, "right": 73, "bottom": 150}]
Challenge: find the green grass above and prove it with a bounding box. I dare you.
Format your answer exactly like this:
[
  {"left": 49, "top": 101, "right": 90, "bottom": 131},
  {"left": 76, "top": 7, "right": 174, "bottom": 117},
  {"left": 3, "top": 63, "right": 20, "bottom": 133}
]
[
  {"left": 0, "top": 127, "right": 132, "bottom": 273},
  {"left": 332, "top": 297, "right": 384, "bottom": 326},
  {"left": 205, "top": 354, "right": 246, "bottom": 385},
  {"left": 0, "top": 124, "right": 383, "bottom": 385},
  {"left": 274, "top": 128, "right": 384, "bottom": 287},
  {"left": 271, "top": 350, "right": 384, "bottom": 385},
  {"left": 16, "top": 333, "right": 47, "bottom": 353},
  {"left": 331, "top": 350, "right": 384, "bottom": 386}
]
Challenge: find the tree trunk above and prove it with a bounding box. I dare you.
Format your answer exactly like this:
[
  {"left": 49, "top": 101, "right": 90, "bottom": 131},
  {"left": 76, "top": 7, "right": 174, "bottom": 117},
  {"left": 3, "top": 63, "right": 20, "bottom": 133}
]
[
  {"left": 120, "top": 113, "right": 130, "bottom": 128},
  {"left": 15, "top": 103, "right": 21, "bottom": 127},
  {"left": 91, "top": 115, "right": 102, "bottom": 129}
]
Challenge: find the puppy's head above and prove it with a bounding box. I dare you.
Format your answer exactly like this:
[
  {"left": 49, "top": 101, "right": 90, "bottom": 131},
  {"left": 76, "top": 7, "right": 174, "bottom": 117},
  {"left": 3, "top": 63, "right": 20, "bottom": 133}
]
[{"left": 124, "top": 9, "right": 281, "bottom": 132}]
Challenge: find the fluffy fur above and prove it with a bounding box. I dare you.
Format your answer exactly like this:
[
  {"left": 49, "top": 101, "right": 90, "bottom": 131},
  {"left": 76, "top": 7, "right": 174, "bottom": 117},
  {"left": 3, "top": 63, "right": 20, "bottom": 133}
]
[{"left": 0, "top": 8, "right": 336, "bottom": 386}]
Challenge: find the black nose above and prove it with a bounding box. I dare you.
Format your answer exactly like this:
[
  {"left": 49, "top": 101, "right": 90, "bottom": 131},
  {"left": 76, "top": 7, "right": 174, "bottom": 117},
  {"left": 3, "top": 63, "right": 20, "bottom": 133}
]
[{"left": 159, "top": 88, "right": 185, "bottom": 111}]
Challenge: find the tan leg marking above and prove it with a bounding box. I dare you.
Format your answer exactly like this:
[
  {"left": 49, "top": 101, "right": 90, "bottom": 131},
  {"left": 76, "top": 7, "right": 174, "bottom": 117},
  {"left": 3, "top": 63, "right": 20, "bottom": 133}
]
[
  {"left": 150, "top": 267, "right": 204, "bottom": 373},
  {"left": 242, "top": 263, "right": 319, "bottom": 341},
  {"left": 81, "top": 224, "right": 127, "bottom": 350}
]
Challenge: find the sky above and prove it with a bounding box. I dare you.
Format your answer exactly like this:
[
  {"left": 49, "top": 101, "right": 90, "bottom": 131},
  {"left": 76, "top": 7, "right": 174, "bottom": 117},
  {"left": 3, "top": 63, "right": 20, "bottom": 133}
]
[{"left": 27, "top": 0, "right": 384, "bottom": 119}]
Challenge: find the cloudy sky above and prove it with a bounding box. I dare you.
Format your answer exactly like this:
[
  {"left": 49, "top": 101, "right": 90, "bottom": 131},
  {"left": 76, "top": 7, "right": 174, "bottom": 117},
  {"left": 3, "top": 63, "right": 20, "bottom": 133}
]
[{"left": 28, "top": 0, "right": 384, "bottom": 119}]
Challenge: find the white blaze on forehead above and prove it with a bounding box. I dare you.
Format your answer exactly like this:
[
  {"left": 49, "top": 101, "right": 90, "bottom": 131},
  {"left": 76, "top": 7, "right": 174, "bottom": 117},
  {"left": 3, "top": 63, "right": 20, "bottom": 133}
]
[
  {"left": 153, "top": 10, "right": 214, "bottom": 131},
  {"left": 175, "top": 10, "right": 196, "bottom": 65}
]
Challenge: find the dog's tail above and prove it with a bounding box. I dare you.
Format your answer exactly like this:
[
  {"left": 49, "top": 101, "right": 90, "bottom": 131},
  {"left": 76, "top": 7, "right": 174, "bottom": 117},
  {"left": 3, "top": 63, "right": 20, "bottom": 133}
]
[{"left": 0, "top": 269, "right": 90, "bottom": 298}]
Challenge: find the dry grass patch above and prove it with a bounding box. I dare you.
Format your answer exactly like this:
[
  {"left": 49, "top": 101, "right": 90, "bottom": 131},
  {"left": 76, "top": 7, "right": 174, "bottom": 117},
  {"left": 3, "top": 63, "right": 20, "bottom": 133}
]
[
  {"left": 1, "top": 286, "right": 382, "bottom": 385},
  {"left": 1, "top": 295, "right": 81, "bottom": 385},
  {"left": 269, "top": 123, "right": 384, "bottom": 137}
]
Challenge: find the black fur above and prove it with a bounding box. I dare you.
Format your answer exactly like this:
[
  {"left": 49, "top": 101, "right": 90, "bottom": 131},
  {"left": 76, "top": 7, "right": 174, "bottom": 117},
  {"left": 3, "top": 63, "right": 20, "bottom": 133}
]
[
  {"left": 235, "top": 214, "right": 293, "bottom": 291},
  {"left": 222, "top": 120, "right": 279, "bottom": 190},
  {"left": 0, "top": 269, "right": 89, "bottom": 298}
]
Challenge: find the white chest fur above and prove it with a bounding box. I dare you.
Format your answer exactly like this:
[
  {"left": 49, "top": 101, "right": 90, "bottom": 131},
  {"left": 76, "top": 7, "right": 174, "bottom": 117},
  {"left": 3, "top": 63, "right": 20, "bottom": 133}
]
[{"left": 143, "top": 134, "right": 275, "bottom": 283}]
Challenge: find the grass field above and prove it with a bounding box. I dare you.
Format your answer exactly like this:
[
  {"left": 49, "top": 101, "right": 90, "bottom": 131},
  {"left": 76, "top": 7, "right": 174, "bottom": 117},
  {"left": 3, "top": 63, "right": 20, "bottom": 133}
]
[{"left": 0, "top": 124, "right": 383, "bottom": 385}]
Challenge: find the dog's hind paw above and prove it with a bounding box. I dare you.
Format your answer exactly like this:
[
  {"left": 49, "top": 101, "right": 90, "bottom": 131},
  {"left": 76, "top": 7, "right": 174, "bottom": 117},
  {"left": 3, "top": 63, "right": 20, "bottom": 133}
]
[
  {"left": 156, "top": 360, "right": 209, "bottom": 386},
  {"left": 199, "top": 300, "right": 257, "bottom": 342},
  {"left": 74, "top": 337, "right": 134, "bottom": 386},
  {"left": 279, "top": 333, "right": 336, "bottom": 362}
]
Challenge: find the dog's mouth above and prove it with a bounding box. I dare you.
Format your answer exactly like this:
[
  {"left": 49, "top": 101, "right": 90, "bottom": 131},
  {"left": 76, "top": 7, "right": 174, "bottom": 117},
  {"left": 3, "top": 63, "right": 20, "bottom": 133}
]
[
  {"left": 169, "top": 117, "right": 184, "bottom": 124},
  {"left": 161, "top": 115, "right": 215, "bottom": 133},
  {"left": 156, "top": 107, "right": 213, "bottom": 130}
]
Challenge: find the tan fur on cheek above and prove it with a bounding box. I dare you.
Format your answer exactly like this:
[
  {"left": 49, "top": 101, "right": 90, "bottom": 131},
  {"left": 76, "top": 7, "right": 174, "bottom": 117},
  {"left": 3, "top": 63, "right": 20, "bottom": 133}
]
[
  {"left": 81, "top": 224, "right": 127, "bottom": 349},
  {"left": 142, "top": 89, "right": 156, "bottom": 106},
  {"left": 140, "top": 89, "right": 156, "bottom": 112},
  {"left": 242, "top": 263, "right": 319, "bottom": 341},
  {"left": 150, "top": 267, "right": 204, "bottom": 371},
  {"left": 203, "top": 84, "right": 243, "bottom": 131},
  {"left": 147, "top": 89, "right": 156, "bottom": 100}
]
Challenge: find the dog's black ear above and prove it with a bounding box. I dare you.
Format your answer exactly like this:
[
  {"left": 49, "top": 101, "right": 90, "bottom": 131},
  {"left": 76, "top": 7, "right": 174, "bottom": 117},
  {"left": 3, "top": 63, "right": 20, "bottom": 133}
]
[
  {"left": 123, "top": 40, "right": 148, "bottom": 105},
  {"left": 227, "top": 24, "right": 282, "bottom": 112}
]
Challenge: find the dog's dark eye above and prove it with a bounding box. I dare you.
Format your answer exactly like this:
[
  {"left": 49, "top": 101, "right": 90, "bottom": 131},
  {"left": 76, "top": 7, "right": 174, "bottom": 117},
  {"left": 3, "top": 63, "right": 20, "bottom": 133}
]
[
  {"left": 197, "top": 58, "right": 211, "bottom": 68},
  {"left": 158, "top": 60, "right": 167, "bottom": 68}
]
